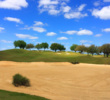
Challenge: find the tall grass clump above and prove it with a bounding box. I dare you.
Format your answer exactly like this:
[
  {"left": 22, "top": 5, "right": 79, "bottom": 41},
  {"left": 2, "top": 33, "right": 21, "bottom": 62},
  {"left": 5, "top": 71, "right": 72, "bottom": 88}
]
[{"left": 12, "top": 74, "right": 30, "bottom": 87}]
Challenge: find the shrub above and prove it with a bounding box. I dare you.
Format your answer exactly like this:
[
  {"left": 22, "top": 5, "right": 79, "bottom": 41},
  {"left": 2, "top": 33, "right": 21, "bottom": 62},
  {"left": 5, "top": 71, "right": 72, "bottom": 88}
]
[
  {"left": 12, "top": 74, "right": 30, "bottom": 87},
  {"left": 71, "top": 62, "right": 79, "bottom": 64}
]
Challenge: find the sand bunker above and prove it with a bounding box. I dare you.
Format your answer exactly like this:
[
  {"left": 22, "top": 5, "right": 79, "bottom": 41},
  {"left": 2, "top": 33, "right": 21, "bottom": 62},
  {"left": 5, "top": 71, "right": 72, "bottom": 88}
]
[{"left": 0, "top": 61, "right": 110, "bottom": 100}]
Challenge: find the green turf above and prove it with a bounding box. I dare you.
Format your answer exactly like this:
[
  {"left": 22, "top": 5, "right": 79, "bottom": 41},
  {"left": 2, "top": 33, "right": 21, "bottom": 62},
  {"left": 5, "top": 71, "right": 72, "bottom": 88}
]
[
  {"left": 0, "top": 49, "right": 110, "bottom": 64},
  {"left": 0, "top": 90, "right": 49, "bottom": 100}
]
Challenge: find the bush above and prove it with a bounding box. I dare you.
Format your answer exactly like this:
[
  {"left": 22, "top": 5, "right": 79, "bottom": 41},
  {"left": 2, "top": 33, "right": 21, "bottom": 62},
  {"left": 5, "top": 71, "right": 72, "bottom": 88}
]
[
  {"left": 12, "top": 74, "right": 30, "bottom": 87},
  {"left": 71, "top": 62, "right": 79, "bottom": 64}
]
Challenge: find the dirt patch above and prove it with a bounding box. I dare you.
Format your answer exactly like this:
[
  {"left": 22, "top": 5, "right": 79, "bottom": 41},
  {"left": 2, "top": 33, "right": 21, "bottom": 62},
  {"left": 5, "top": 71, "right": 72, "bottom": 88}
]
[{"left": 0, "top": 61, "right": 110, "bottom": 100}]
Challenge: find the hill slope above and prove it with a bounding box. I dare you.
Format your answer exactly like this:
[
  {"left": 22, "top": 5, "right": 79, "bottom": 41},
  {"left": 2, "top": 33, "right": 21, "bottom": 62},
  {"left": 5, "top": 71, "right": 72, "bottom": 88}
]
[
  {"left": 0, "top": 49, "right": 110, "bottom": 64},
  {"left": 0, "top": 90, "right": 49, "bottom": 100}
]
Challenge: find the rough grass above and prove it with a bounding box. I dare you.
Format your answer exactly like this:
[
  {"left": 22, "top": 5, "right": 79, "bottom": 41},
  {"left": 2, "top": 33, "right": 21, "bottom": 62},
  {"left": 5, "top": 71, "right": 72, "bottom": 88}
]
[
  {"left": 0, "top": 90, "right": 49, "bottom": 100},
  {"left": 0, "top": 49, "right": 110, "bottom": 64}
]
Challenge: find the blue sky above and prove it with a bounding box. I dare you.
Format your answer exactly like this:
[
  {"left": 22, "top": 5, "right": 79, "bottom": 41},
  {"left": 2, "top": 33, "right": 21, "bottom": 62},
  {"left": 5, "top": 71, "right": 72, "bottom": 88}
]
[{"left": 0, "top": 0, "right": 110, "bottom": 51}]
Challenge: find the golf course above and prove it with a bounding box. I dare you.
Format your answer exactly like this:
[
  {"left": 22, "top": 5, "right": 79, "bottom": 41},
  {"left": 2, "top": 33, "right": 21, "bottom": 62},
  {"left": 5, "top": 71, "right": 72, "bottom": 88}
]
[
  {"left": 1, "top": 0, "right": 110, "bottom": 99},
  {"left": 0, "top": 49, "right": 110, "bottom": 100}
]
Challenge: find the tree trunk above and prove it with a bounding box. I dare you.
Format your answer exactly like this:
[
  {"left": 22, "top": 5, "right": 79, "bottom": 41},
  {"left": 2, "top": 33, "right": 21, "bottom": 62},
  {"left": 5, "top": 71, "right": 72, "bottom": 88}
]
[
  {"left": 104, "top": 53, "right": 105, "bottom": 57},
  {"left": 107, "top": 53, "right": 109, "bottom": 57}
]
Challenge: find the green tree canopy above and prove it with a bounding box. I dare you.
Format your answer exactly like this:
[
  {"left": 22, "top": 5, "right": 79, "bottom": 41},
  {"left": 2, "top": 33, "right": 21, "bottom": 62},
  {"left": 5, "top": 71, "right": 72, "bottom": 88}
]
[
  {"left": 50, "top": 43, "right": 66, "bottom": 52},
  {"left": 14, "top": 41, "right": 19, "bottom": 48},
  {"left": 26, "top": 44, "right": 34, "bottom": 50},
  {"left": 88, "top": 45, "right": 98, "bottom": 56},
  {"left": 70, "top": 44, "right": 78, "bottom": 52},
  {"left": 101, "top": 44, "right": 110, "bottom": 57},
  {"left": 13, "top": 40, "right": 26, "bottom": 49},
  {"left": 50, "top": 43, "right": 59, "bottom": 52},
  {"left": 75, "top": 45, "right": 86, "bottom": 53},
  {"left": 35, "top": 44, "right": 42, "bottom": 51},
  {"left": 58, "top": 44, "right": 66, "bottom": 51},
  {"left": 41, "top": 42, "right": 49, "bottom": 51}
]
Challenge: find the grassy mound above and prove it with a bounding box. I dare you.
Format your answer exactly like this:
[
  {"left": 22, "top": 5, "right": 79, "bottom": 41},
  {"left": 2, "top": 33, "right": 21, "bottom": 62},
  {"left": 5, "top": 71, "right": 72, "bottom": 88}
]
[
  {"left": 0, "top": 90, "right": 49, "bottom": 100},
  {"left": 0, "top": 49, "right": 110, "bottom": 64}
]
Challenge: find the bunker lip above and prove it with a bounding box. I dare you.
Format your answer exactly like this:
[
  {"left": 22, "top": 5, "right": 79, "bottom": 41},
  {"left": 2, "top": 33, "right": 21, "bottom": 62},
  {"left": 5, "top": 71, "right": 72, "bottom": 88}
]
[{"left": 0, "top": 61, "right": 110, "bottom": 100}]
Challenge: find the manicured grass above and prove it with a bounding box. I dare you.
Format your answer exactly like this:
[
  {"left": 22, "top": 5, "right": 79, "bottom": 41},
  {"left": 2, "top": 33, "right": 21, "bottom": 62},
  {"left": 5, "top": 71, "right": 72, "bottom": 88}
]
[
  {"left": 0, "top": 90, "right": 49, "bottom": 100},
  {"left": 0, "top": 49, "right": 110, "bottom": 64}
]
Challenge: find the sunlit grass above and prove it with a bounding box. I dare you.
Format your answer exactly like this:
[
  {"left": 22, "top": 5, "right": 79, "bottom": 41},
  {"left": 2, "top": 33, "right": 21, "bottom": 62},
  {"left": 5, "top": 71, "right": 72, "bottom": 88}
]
[{"left": 0, "top": 49, "right": 110, "bottom": 64}]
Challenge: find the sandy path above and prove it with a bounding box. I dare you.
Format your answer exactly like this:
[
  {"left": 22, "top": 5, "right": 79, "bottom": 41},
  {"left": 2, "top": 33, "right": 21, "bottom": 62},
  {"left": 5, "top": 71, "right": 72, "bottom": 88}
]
[{"left": 0, "top": 61, "right": 110, "bottom": 100}]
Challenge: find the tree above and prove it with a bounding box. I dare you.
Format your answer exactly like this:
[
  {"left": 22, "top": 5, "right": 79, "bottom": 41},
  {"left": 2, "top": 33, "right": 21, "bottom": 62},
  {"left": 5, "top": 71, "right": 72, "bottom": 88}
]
[
  {"left": 41, "top": 42, "right": 49, "bottom": 51},
  {"left": 13, "top": 40, "right": 26, "bottom": 49},
  {"left": 75, "top": 45, "right": 86, "bottom": 54},
  {"left": 35, "top": 44, "right": 42, "bottom": 51},
  {"left": 88, "top": 45, "right": 98, "bottom": 56},
  {"left": 58, "top": 44, "right": 66, "bottom": 51},
  {"left": 50, "top": 43, "right": 59, "bottom": 52},
  {"left": 14, "top": 41, "right": 19, "bottom": 48},
  {"left": 96, "top": 46, "right": 102, "bottom": 55},
  {"left": 70, "top": 44, "right": 78, "bottom": 52},
  {"left": 26, "top": 44, "right": 34, "bottom": 50},
  {"left": 101, "top": 44, "right": 110, "bottom": 57},
  {"left": 85, "top": 47, "right": 90, "bottom": 55}
]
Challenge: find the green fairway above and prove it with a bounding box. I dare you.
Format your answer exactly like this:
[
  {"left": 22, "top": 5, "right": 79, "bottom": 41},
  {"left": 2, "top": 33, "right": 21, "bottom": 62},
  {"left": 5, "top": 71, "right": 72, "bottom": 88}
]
[
  {"left": 0, "top": 90, "right": 49, "bottom": 100},
  {"left": 0, "top": 49, "right": 110, "bottom": 64}
]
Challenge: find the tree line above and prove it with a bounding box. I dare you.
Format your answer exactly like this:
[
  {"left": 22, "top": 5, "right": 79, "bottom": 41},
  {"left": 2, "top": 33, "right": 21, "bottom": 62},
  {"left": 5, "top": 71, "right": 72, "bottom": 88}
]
[
  {"left": 14, "top": 40, "right": 65, "bottom": 52},
  {"left": 14, "top": 40, "right": 110, "bottom": 57},
  {"left": 70, "top": 44, "right": 110, "bottom": 57}
]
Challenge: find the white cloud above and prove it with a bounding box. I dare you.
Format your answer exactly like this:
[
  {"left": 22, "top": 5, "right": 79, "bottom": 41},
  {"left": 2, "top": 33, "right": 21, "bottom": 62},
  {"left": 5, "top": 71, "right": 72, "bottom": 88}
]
[
  {"left": 61, "top": 6, "right": 71, "bottom": 13},
  {"left": 103, "top": 0, "right": 110, "bottom": 2},
  {"left": 4, "top": 17, "right": 23, "bottom": 23},
  {"left": 34, "top": 21, "right": 44, "bottom": 26},
  {"left": 57, "top": 37, "right": 68, "bottom": 40},
  {"left": 64, "top": 4, "right": 87, "bottom": 19},
  {"left": 61, "top": 30, "right": 77, "bottom": 35},
  {"left": 46, "top": 32, "right": 57, "bottom": 36},
  {"left": 93, "top": 1, "right": 100, "bottom": 6},
  {"left": 77, "top": 29, "right": 93, "bottom": 35},
  {"left": 48, "top": 9, "right": 60, "bottom": 15},
  {"left": 84, "top": 44, "right": 91, "bottom": 47},
  {"left": 22, "top": 21, "right": 47, "bottom": 33},
  {"left": 1, "top": 40, "right": 12, "bottom": 43},
  {"left": 0, "top": 48, "right": 7, "bottom": 50},
  {"left": 39, "top": 0, "right": 58, "bottom": 7},
  {"left": 38, "top": 0, "right": 87, "bottom": 19},
  {"left": 61, "top": 29, "right": 93, "bottom": 35},
  {"left": 92, "top": 6, "right": 110, "bottom": 20},
  {"left": 38, "top": 0, "right": 60, "bottom": 15},
  {"left": 102, "top": 28, "right": 110, "bottom": 32},
  {"left": 16, "top": 34, "right": 38, "bottom": 39},
  {"left": 0, "top": 0, "right": 28, "bottom": 10},
  {"left": 64, "top": 12, "right": 87, "bottom": 19},
  {"left": 32, "top": 27, "right": 46, "bottom": 32},
  {"left": 80, "top": 40, "right": 92, "bottom": 44},
  {"left": 95, "top": 34, "right": 102, "bottom": 37},
  {"left": 78, "top": 4, "right": 86, "bottom": 11},
  {"left": 0, "top": 27, "right": 5, "bottom": 32}
]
